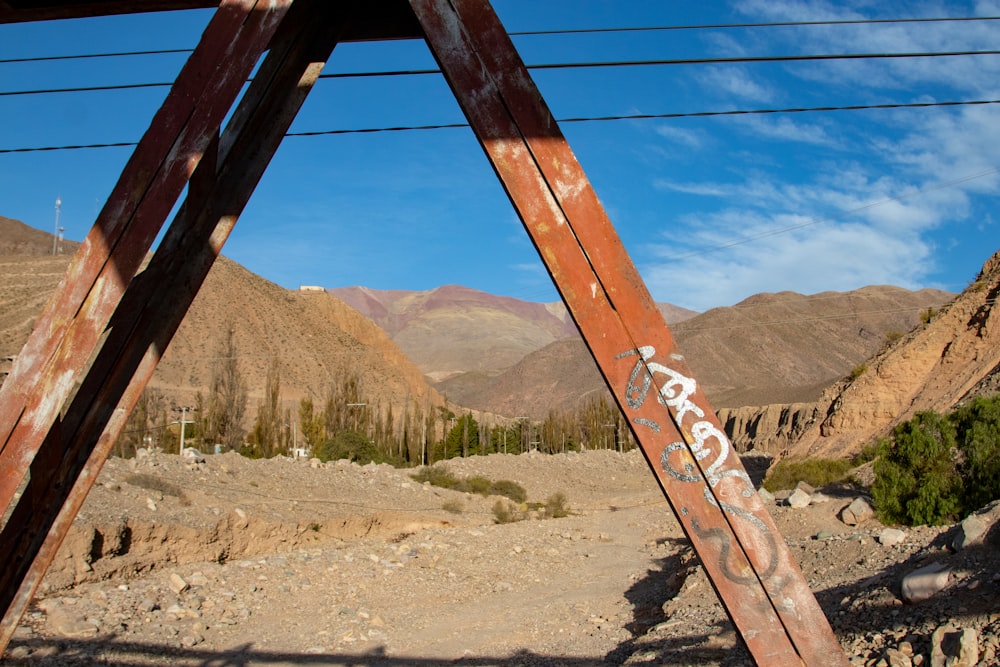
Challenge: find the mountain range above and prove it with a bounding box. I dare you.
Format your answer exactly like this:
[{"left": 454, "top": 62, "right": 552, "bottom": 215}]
[{"left": 2, "top": 214, "right": 995, "bottom": 460}]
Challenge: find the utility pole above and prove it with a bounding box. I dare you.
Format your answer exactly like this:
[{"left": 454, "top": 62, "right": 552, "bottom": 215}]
[
  {"left": 172, "top": 406, "right": 195, "bottom": 454},
  {"left": 52, "top": 197, "right": 61, "bottom": 255}
]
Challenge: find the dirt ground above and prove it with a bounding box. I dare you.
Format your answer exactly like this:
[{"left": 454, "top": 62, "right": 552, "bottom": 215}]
[{"left": 4, "top": 448, "right": 999, "bottom": 666}]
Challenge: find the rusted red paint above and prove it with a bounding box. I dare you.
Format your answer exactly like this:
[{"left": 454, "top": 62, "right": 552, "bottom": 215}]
[
  {"left": 0, "top": 0, "right": 345, "bottom": 653},
  {"left": 411, "top": 1, "right": 848, "bottom": 664},
  {"left": 0, "top": 0, "right": 291, "bottom": 531},
  {"left": 0, "top": 1, "right": 849, "bottom": 664}
]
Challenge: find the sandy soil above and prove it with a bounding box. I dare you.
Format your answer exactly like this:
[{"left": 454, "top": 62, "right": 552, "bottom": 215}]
[{"left": 4, "top": 449, "right": 999, "bottom": 666}]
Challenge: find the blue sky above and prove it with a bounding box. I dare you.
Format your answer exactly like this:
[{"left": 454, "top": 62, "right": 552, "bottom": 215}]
[{"left": 1, "top": 1, "right": 999, "bottom": 312}]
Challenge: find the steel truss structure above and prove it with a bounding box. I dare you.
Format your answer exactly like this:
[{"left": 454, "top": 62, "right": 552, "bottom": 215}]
[{"left": 0, "top": 2, "right": 849, "bottom": 664}]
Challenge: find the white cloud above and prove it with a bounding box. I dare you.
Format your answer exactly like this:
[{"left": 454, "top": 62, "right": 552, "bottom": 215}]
[
  {"left": 732, "top": 115, "right": 839, "bottom": 146},
  {"left": 701, "top": 66, "right": 775, "bottom": 103},
  {"left": 641, "top": 216, "right": 932, "bottom": 311},
  {"left": 654, "top": 125, "right": 706, "bottom": 149}
]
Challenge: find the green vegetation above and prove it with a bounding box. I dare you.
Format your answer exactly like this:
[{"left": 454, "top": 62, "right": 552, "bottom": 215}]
[
  {"left": 848, "top": 363, "right": 868, "bottom": 380},
  {"left": 871, "top": 395, "right": 1000, "bottom": 526},
  {"left": 762, "top": 458, "right": 856, "bottom": 493},
  {"left": 410, "top": 467, "right": 527, "bottom": 502},
  {"left": 442, "top": 499, "right": 464, "bottom": 514},
  {"left": 316, "top": 430, "right": 382, "bottom": 465},
  {"left": 544, "top": 492, "right": 570, "bottom": 518},
  {"left": 492, "top": 500, "right": 524, "bottom": 524},
  {"left": 124, "top": 473, "right": 189, "bottom": 506},
  {"left": 920, "top": 306, "right": 936, "bottom": 324}
]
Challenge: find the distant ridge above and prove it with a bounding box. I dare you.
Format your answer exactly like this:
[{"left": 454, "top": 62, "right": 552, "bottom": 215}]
[{"left": 329, "top": 284, "right": 698, "bottom": 381}]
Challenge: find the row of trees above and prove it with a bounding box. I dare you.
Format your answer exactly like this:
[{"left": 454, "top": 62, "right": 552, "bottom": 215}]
[{"left": 116, "top": 330, "right": 639, "bottom": 465}]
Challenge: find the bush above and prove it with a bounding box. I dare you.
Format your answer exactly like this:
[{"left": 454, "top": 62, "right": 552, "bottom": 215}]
[
  {"left": 849, "top": 363, "right": 868, "bottom": 380},
  {"left": 871, "top": 411, "right": 963, "bottom": 526},
  {"left": 442, "top": 500, "right": 464, "bottom": 514},
  {"left": 493, "top": 500, "right": 525, "bottom": 524},
  {"left": 489, "top": 479, "right": 527, "bottom": 503},
  {"left": 316, "top": 431, "right": 381, "bottom": 465},
  {"left": 544, "top": 492, "right": 570, "bottom": 518},
  {"left": 763, "top": 458, "right": 855, "bottom": 493},
  {"left": 410, "top": 466, "right": 460, "bottom": 489},
  {"left": 952, "top": 395, "right": 1000, "bottom": 511},
  {"left": 463, "top": 475, "right": 493, "bottom": 495}
]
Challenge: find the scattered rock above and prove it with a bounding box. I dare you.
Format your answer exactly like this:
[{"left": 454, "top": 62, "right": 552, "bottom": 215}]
[
  {"left": 787, "top": 487, "right": 812, "bottom": 508},
  {"left": 930, "top": 624, "right": 979, "bottom": 667},
  {"left": 841, "top": 497, "right": 874, "bottom": 525},
  {"left": 878, "top": 527, "right": 906, "bottom": 547},
  {"left": 901, "top": 562, "right": 951, "bottom": 604}
]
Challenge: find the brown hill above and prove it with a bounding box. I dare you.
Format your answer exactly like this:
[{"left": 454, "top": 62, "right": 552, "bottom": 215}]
[
  {"left": 780, "top": 249, "right": 1000, "bottom": 459},
  {"left": 150, "top": 257, "right": 445, "bottom": 414},
  {"left": 0, "top": 217, "right": 445, "bottom": 423},
  {"left": 439, "top": 285, "right": 954, "bottom": 419},
  {"left": 0, "top": 215, "right": 80, "bottom": 256},
  {"left": 330, "top": 284, "right": 698, "bottom": 381}
]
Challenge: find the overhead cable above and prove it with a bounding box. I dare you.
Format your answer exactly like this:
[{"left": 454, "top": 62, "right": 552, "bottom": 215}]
[
  {"left": 3, "top": 98, "right": 1000, "bottom": 155},
  {"left": 2, "top": 15, "right": 998, "bottom": 65},
  {"left": 4, "top": 49, "right": 1000, "bottom": 98}
]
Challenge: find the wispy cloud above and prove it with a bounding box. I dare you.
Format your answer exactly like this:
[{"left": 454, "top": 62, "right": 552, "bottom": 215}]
[
  {"left": 654, "top": 125, "right": 706, "bottom": 149},
  {"left": 700, "top": 66, "right": 775, "bottom": 102},
  {"left": 731, "top": 115, "right": 840, "bottom": 146}
]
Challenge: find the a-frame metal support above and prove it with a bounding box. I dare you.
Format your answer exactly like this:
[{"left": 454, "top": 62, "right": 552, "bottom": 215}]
[{"left": 0, "top": 2, "right": 850, "bottom": 664}]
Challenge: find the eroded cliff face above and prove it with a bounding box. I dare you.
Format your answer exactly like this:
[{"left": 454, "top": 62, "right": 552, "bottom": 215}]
[
  {"left": 718, "top": 402, "right": 824, "bottom": 456},
  {"left": 727, "top": 251, "right": 1000, "bottom": 460}
]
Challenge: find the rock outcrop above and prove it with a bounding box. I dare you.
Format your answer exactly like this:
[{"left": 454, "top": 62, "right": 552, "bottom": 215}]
[{"left": 745, "top": 250, "right": 1000, "bottom": 459}]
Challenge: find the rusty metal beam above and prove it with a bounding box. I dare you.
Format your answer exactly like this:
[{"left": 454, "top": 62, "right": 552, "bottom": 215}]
[
  {"left": 0, "top": 0, "right": 423, "bottom": 40},
  {"left": 0, "top": 0, "right": 298, "bottom": 653},
  {"left": 411, "top": 1, "right": 849, "bottom": 664},
  {"left": 0, "top": 1, "right": 848, "bottom": 663},
  {"left": 0, "top": 0, "right": 289, "bottom": 534},
  {"left": 0, "top": 1, "right": 346, "bottom": 648}
]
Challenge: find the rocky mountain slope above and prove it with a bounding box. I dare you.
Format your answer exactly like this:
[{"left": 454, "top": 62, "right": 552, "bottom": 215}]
[
  {"left": 329, "top": 284, "right": 699, "bottom": 381},
  {"left": 0, "top": 218, "right": 446, "bottom": 420},
  {"left": 439, "top": 286, "right": 954, "bottom": 419},
  {"left": 720, "top": 249, "right": 1000, "bottom": 459}
]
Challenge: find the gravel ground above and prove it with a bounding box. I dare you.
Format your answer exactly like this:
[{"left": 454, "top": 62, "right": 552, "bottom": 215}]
[{"left": 4, "top": 449, "right": 999, "bottom": 666}]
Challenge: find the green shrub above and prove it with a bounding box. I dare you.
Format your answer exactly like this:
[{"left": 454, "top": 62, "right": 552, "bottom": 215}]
[
  {"left": 490, "top": 479, "right": 527, "bottom": 503},
  {"left": 463, "top": 475, "right": 493, "bottom": 495},
  {"left": 952, "top": 395, "right": 1000, "bottom": 511},
  {"left": 410, "top": 466, "right": 460, "bottom": 489},
  {"left": 763, "top": 458, "right": 855, "bottom": 493},
  {"left": 492, "top": 500, "right": 524, "bottom": 524},
  {"left": 442, "top": 500, "right": 464, "bottom": 514},
  {"left": 849, "top": 363, "right": 868, "bottom": 381},
  {"left": 316, "top": 431, "right": 381, "bottom": 465},
  {"left": 544, "top": 492, "right": 570, "bottom": 518},
  {"left": 871, "top": 411, "right": 963, "bottom": 526}
]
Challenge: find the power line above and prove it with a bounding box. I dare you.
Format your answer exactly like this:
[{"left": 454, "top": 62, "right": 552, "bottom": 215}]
[
  {"left": 3, "top": 15, "right": 998, "bottom": 65},
  {"left": 508, "top": 15, "right": 1000, "bottom": 36},
  {"left": 0, "top": 47, "right": 192, "bottom": 65},
  {"left": 5, "top": 48, "right": 1000, "bottom": 99},
  {"left": 4, "top": 97, "right": 999, "bottom": 155}
]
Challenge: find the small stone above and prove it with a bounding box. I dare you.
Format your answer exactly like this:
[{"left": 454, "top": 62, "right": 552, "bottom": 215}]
[
  {"left": 169, "top": 573, "right": 189, "bottom": 595},
  {"left": 901, "top": 562, "right": 950, "bottom": 604},
  {"left": 878, "top": 528, "right": 906, "bottom": 547},
  {"left": 841, "top": 497, "right": 874, "bottom": 526},
  {"left": 786, "top": 488, "right": 812, "bottom": 508}
]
